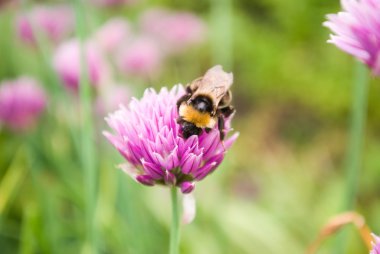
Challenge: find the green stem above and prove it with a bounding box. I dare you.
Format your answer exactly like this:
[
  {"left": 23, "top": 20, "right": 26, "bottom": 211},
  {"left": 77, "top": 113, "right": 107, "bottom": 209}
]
[
  {"left": 169, "top": 187, "right": 180, "bottom": 254},
  {"left": 343, "top": 61, "right": 369, "bottom": 210},
  {"left": 74, "top": 0, "right": 97, "bottom": 253},
  {"left": 210, "top": 0, "right": 233, "bottom": 69},
  {"left": 335, "top": 61, "right": 369, "bottom": 253},
  {"left": 26, "top": 136, "right": 59, "bottom": 253}
]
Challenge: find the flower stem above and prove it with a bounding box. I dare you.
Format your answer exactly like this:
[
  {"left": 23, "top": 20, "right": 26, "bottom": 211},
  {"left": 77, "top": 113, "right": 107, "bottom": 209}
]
[
  {"left": 169, "top": 186, "right": 180, "bottom": 254},
  {"left": 344, "top": 61, "right": 369, "bottom": 210},
  {"left": 74, "top": 0, "right": 97, "bottom": 253},
  {"left": 210, "top": 0, "right": 233, "bottom": 69},
  {"left": 335, "top": 61, "right": 369, "bottom": 253}
]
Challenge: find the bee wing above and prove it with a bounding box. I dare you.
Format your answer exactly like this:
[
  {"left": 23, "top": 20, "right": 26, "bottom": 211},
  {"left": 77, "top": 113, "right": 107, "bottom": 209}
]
[
  {"left": 192, "top": 65, "right": 233, "bottom": 107},
  {"left": 218, "top": 90, "right": 232, "bottom": 109},
  {"left": 203, "top": 65, "right": 233, "bottom": 91},
  {"left": 187, "top": 77, "right": 203, "bottom": 93}
]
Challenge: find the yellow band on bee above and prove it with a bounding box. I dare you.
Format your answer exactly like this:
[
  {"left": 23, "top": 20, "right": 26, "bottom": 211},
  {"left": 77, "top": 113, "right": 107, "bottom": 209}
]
[{"left": 179, "top": 104, "right": 216, "bottom": 128}]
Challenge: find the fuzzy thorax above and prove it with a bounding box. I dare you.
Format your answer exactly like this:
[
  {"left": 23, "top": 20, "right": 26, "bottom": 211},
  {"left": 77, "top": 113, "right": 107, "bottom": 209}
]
[{"left": 179, "top": 103, "right": 216, "bottom": 128}]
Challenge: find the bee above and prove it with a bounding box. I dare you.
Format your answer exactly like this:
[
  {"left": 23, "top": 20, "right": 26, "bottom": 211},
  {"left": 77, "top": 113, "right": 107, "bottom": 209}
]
[{"left": 177, "top": 65, "right": 235, "bottom": 140}]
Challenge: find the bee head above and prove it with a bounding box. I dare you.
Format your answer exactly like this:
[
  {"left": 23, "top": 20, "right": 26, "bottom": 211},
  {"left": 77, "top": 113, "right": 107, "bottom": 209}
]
[{"left": 190, "top": 95, "right": 213, "bottom": 114}]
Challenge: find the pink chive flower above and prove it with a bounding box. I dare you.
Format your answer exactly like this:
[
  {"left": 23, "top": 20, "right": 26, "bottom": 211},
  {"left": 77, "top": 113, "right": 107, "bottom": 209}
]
[
  {"left": 103, "top": 85, "right": 238, "bottom": 194},
  {"left": 140, "top": 8, "right": 206, "bottom": 54},
  {"left": 15, "top": 5, "right": 74, "bottom": 45},
  {"left": 324, "top": 0, "right": 380, "bottom": 76},
  {"left": 372, "top": 234, "right": 380, "bottom": 254},
  {"left": 0, "top": 77, "right": 47, "bottom": 131},
  {"left": 116, "top": 36, "right": 163, "bottom": 78},
  {"left": 53, "top": 39, "right": 109, "bottom": 92},
  {"left": 93, "top": 18, "right": 131, "bottom": 54}
]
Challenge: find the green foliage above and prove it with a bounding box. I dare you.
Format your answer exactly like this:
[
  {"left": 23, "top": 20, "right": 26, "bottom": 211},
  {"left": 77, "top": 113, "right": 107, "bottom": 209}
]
[{"left": 0, "top": 0, "right": 379, "bottom": 253}]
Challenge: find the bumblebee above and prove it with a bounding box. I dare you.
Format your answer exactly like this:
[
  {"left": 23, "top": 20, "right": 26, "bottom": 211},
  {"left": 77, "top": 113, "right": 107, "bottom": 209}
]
[{"left": 177, "top": 65, "right": 235, "bottom": 140}]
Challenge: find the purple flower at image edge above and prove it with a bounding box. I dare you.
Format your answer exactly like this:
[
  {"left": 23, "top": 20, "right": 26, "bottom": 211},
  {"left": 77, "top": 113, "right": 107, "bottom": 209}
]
[
  {"left": 371, "top": 234, "right": 380, "bottom": 254},
  {"left": 0, "top": 77, "right": 47, "bottom": 131},
  {"left": 324, "top": 0, "right": 380, "bottom": 76},
  {"left": 103, "top": 85, "right": 238, "bottom": 194}
]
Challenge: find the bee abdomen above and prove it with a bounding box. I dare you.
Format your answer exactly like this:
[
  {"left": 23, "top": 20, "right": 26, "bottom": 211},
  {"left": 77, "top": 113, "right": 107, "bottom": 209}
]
[
  {"left": 179, "top": 103, "right": 215, "bottom": 128},
  {"left": 181, "top": 121, "right": 203, "bottom": 138}
]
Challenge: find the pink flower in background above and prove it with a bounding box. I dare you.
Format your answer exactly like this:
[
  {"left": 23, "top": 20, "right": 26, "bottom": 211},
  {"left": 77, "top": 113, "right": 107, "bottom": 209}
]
[
  {"left": 116, "top": 36, "right": 162, "bottom": 78},
  {"left": 93, "top": 18, "right": 132, "bottom": 54},
  {"left": 95, "top": 84, "right": 130, "bottom": 116},
  {"left": 371, "top": 234, "right": 380, "bottom": 254},
  {"left": 324, "top": 0, "right": 380, "bottom": 76},
  {"left": 53, "top": 39, "right": 109, "bottom": 92},
  {"left": 103, "top": 85, "right": 238, "bottom": 194},
  {"left": 16, "top": 5, "right": 74, "bottom": 45},
  {"left": 0, "top": 77, "right": 47, "bottom": 131},
  {"left": 140, "top": 8, "right": 206, "bottom": 54}
]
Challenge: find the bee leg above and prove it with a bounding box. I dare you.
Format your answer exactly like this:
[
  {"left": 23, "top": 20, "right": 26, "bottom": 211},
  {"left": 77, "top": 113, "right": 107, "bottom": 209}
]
[
  {"left": 218, "top": 116, "right": 226, "bottom": 151},
  {"left": 217, "top": 115, "right": 225, "bottom": 141},
  {"left": 221, "top": 105, "right": 235, "bottom": 118},
  {"left": 176, "top": 94, "right": 191, "bottom": 110},
  {"left": 205, "top": 127, "right": 212, "bottom": 133}
]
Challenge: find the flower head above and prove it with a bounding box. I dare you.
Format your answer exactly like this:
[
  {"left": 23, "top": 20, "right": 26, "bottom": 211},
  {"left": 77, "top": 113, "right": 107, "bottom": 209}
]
[
  {"left": 53, "top": 39, "right": 109, "bottom": 92},
  {"left": 16, "top": 5, "right": 74, "bottom": 45},
  {"left": 371, "top": 234, "right": 380, "bottom": 254},
  {"left": 116, "top": 36, "right": 163, "bottom": 78},
  {"left": 324, "top": 0, "right": 380, "bottom": 75},
  {"left": 104, "top": 84, "right": 238, "bottom": 193},
  {"left": 140, "top": 8, "right": 206, "bottom": 54},
  {"left": 93, "top": 18, "right": 131, "bottom": 54},
  {"left": 0, "top": 77, "right": 47, "bottom": 131}
]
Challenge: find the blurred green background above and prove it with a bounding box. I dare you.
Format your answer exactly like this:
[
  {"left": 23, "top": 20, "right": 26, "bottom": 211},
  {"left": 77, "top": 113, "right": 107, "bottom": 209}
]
[{"left": 0, "top": 0, "right": 379, "bottom": 253}]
